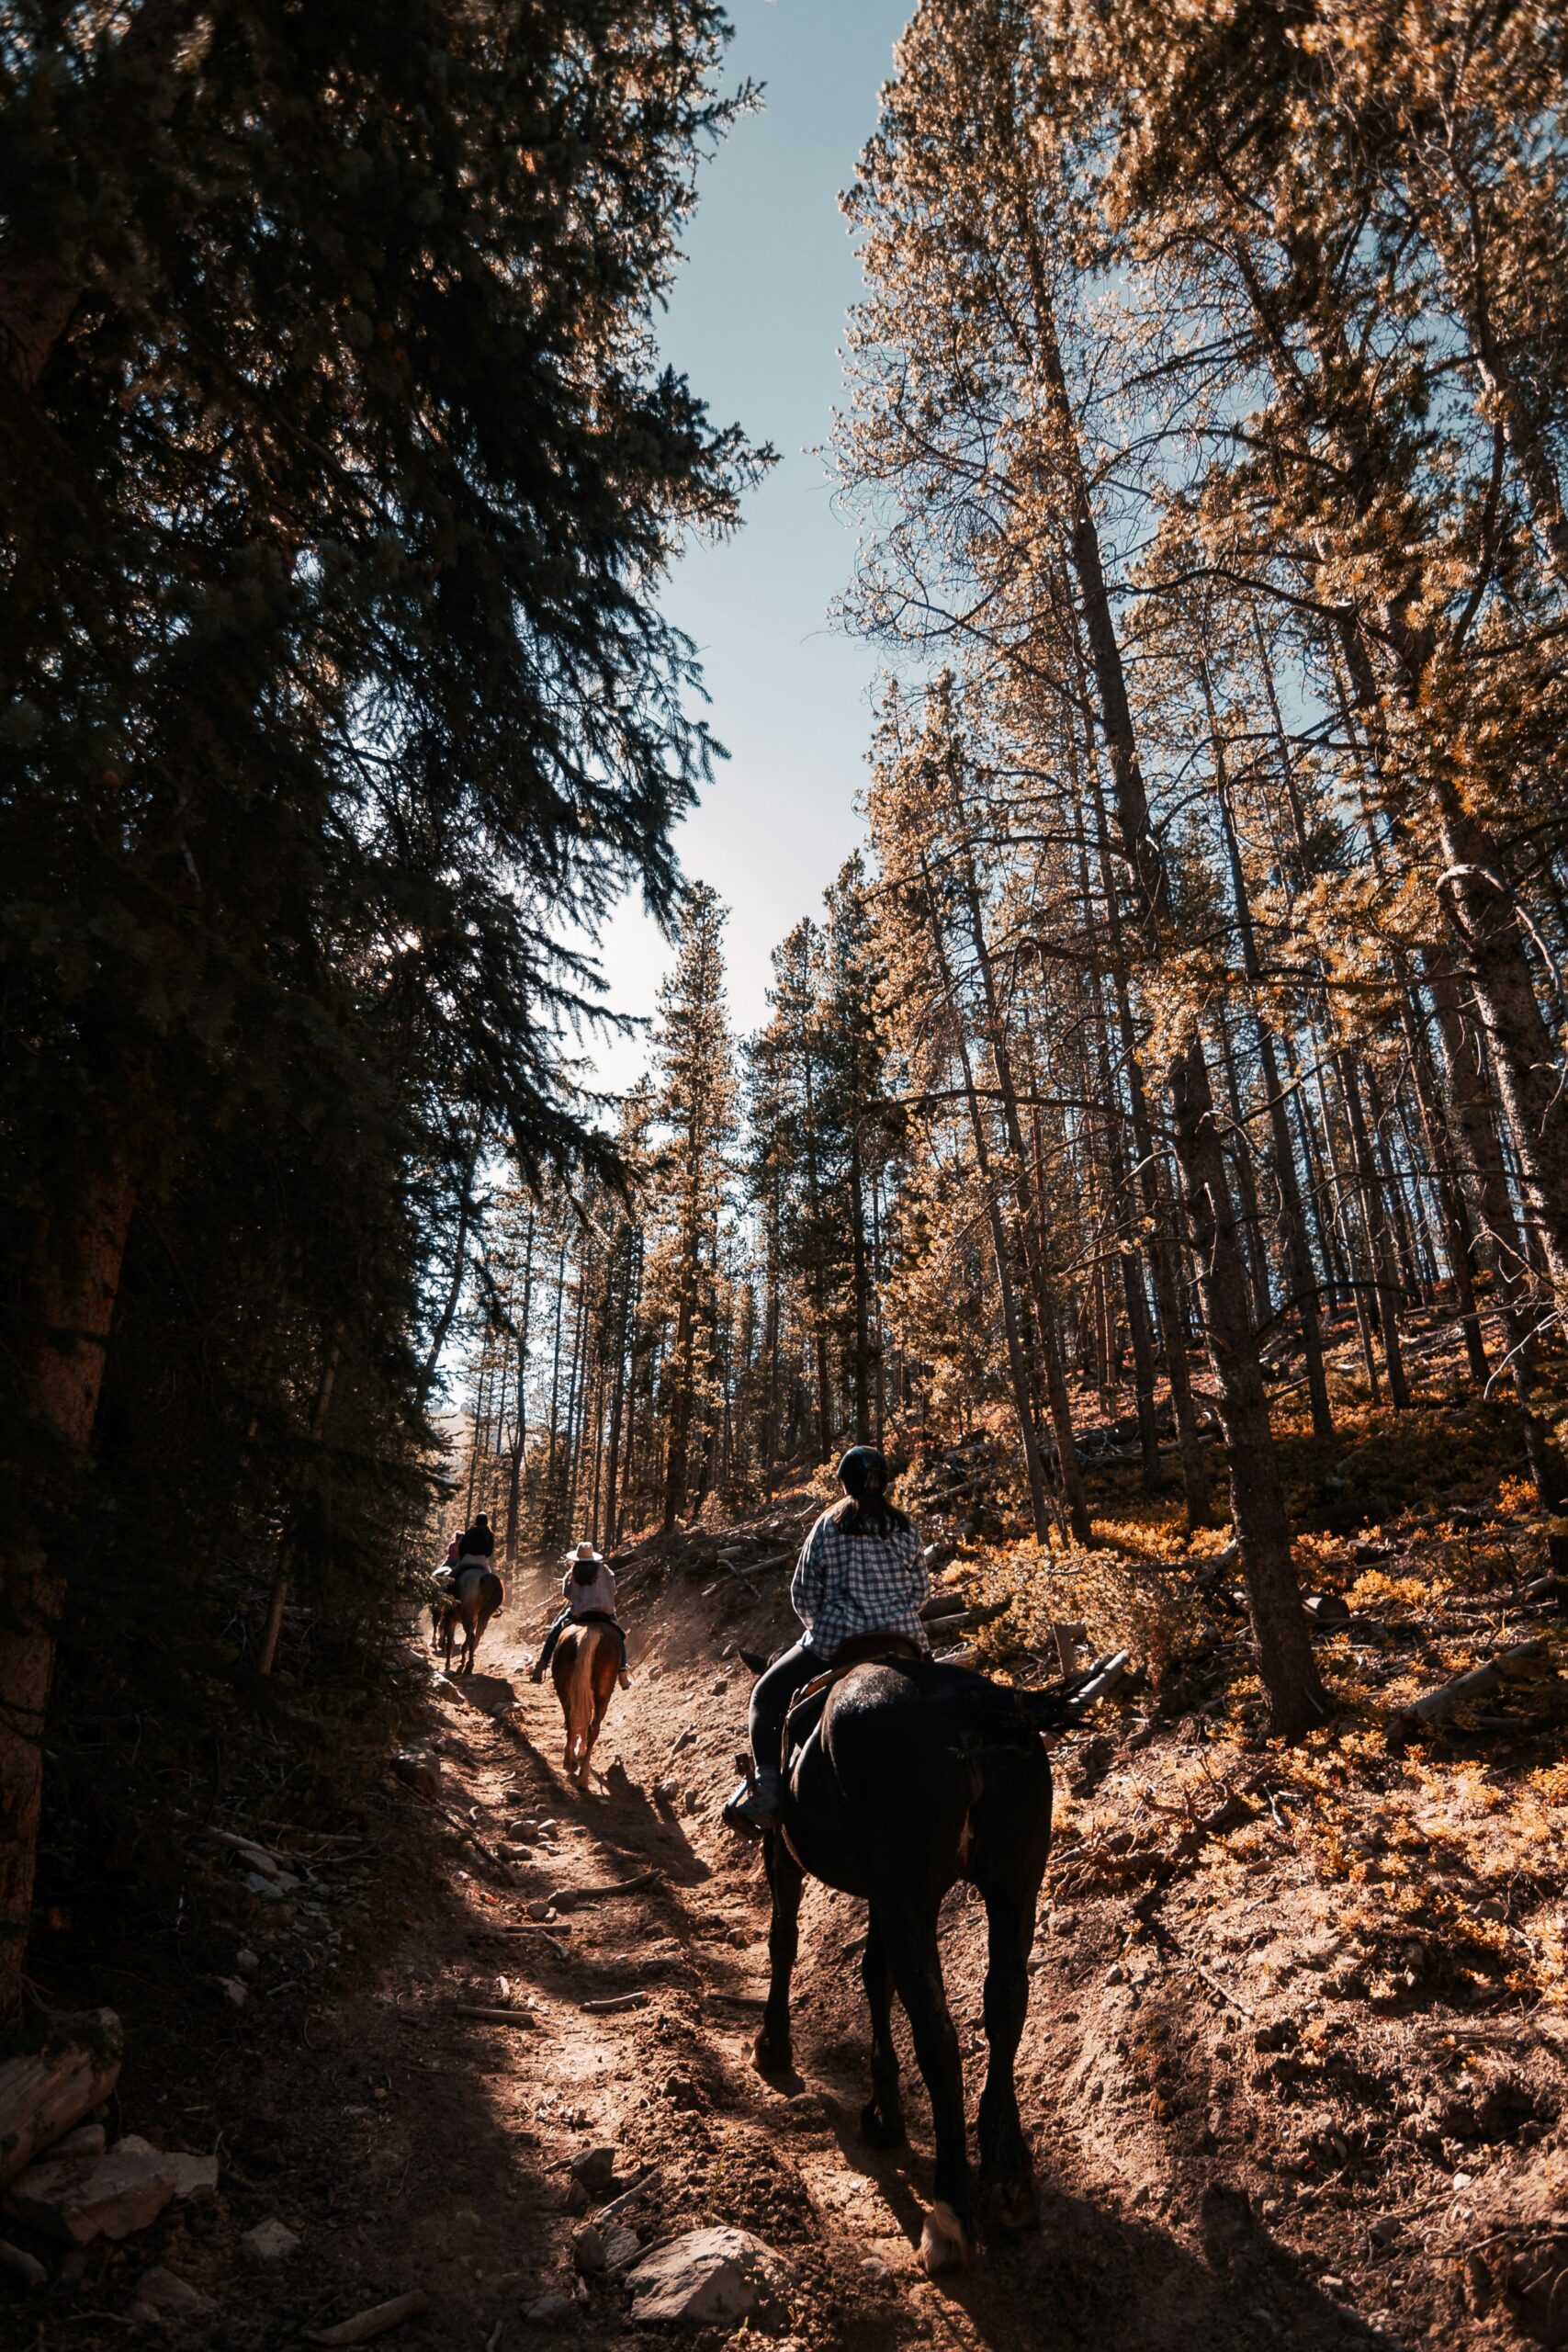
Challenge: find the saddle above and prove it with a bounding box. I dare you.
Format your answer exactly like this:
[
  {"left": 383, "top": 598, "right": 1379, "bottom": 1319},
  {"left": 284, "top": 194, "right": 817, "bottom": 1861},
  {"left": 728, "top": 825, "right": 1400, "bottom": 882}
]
[{"left": 780, "top": 1632, "right": 925, "bottom": 1774}]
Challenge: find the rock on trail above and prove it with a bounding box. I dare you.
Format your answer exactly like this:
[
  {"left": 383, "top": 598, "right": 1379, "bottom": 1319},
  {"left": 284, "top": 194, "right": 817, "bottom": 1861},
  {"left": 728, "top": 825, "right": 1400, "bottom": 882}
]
[{"left": 625, "top": 2225, "right": 791, "bottom": 2324}]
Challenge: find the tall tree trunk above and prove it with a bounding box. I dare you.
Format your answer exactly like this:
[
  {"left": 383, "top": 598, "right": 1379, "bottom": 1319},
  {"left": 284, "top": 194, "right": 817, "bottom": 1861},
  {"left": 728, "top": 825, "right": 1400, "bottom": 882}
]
[
  {"left": 1028, "top": 295, "right": 1323, "bottom": 1730},
  {"left": 953, "top": 843, "right": 1094, "bottom": 1542},
  {"left": 919, "top": 860, "right": 1056, "bottom": 1544},
  {"left": 1080, "top": 724, "right": 1214, "bottom": 1526},
  {"left": 504, "top": 1212, "right": 536, "bottom": 1567},
  {"left": 1339, "top": 1056, "right": 1411, "bottom": 1409},
  {"left": 1207, "top": 668, "right": 1334, "bottom": 1437},
  {"left": 417, "top": 1132, "right": 480, "bottom": 1408},
  {"left": 257, "top": 1344, "right": 340, "bottom": 1678},
  {"left": 1, "top": 1161, "right": 137, "bottom": 2013}
]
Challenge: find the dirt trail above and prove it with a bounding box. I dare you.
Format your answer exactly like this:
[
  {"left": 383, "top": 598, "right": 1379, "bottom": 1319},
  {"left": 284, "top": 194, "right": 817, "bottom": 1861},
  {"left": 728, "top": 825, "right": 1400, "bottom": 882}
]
[
  {"left": 52, "top": 1528, "right": 1557, "bottom": 2350},
  {"left": 290, "top": 1552, "right": 1404, "bottom": 2352}
]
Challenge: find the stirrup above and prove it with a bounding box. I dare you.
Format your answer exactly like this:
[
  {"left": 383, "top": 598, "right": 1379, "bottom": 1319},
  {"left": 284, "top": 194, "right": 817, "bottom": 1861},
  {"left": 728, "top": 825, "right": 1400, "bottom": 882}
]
[{"left": 722, "top": 1753, "right": 779, "bottom": 1836}]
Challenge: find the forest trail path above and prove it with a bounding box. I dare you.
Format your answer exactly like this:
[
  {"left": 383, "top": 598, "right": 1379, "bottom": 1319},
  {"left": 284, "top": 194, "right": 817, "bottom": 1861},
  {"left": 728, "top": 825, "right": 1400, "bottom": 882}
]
[{"left": 348, "top": 1555, "right": 1391, "bottom": 2352}]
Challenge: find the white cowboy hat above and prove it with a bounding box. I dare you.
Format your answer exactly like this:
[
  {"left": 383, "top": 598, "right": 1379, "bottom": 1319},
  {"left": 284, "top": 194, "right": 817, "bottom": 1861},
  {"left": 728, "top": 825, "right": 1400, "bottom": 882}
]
[{"left": 564, "top": 1540, "right": 604, "bottom": 1565}]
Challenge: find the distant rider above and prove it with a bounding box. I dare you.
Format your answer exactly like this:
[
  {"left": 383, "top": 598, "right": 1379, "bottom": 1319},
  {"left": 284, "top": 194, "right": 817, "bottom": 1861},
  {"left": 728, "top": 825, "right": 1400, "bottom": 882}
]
[
  {"left": 724, "top": 1445, "right": 929, "bottom": 1833},
  {"left": 456, "top": 1511, "right": 495, "bottom": 1563},
  {"left": 530, "top": 1541, "right": 631, "bottom": 1690}
]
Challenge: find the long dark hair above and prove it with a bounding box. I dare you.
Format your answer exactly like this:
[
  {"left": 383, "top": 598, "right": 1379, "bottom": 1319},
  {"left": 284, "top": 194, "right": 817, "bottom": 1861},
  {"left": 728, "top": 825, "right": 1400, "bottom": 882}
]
[{"left": 828, "top": 1445, "right": 910, "bottom": 1540}]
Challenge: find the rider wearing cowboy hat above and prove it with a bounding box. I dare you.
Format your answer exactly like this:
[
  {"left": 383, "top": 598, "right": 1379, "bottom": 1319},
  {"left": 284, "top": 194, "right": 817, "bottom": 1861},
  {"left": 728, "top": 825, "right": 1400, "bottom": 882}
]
[{"left": 530, "top": 1540, "right": 630, "bottom": 1687}]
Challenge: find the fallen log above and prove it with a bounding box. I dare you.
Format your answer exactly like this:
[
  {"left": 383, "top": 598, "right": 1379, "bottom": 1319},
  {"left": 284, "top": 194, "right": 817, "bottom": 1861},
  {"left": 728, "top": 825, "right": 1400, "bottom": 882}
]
[
  {"left": 1052, "top": 1620, "right": 1087, "bottom": 1674},
  {"left": 594, "top": 2169, "right": 660, "bottom": 2226},
  {"left": 581, "top": 1993, "right": 648, "bottom": 2016},
  {"left": 922, "top": 1603, "right": 1008, "bottom": 1636},
  {"left": 547, "top": 1870, "right": 660, "bottom": 1911},
  {"left": 0, "top": 2011, "right": 123, "bottom": 2189},
  {"left": 307, "top": 2290, "right": 429, "bottom": 2346},
  {"left": 1392, "top": 1639, "right": 1548, "bottom": 1735}
]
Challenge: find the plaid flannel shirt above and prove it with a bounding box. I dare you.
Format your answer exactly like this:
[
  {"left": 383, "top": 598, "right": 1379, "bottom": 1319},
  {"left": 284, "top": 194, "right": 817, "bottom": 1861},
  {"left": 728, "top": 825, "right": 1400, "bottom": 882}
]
[{"left": 790, "top": 1508, "right": 931, "bottom": 1658}]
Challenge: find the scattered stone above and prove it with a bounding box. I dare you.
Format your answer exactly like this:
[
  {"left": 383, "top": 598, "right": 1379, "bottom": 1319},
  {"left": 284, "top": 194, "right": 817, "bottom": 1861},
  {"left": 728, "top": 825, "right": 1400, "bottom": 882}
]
[
  {"left": 859, "top": 2256, "right": 893, "bottom": 2285},
  {"left": 0, "top": 2238, "right": 47, "bottom": 2288},
  {"left": 241, "top": 2218, "right": 300, "bottom": 2261},
  {"left": 1105, "top": 1963, "right": 1127, "bottom": 1986},
  {"left": 525, "top": 1900, "right": 555, "bottom": 1922},
  {"left": 564, "top": 2179, "right": 591, "bottom": 2215},
  {"left": 6, "top": 2138, "right": 179, "bottom": 2244},
  {"left": 130, "top": 2265, "right": 216, "bottom": 2324},
  {"left": 236, "top": 1844, "right": 279, "bottom": 1879},
  {"left": 392, "top": 1748, "right": 444, "bottom": 1799},
  {"left": 50, "top": 2124, "right": 106, "bottom": 2160},
  {"left": 602, "top": 2222, "right": 640, "bottom": 2270},
  {"left": 570, "top": 2146, "right": 616, "bottom": 2194},
  {"left": 625, "top": 2227, "right": 789, "bottom": 2325},
  {"left": 234, "top": 1950, "right": 260, "bottom": 1975},
  {"left": 572, "top": 2223, "right": 605, "bottom": 2274},
  {"left": 167, "top": 2152, "right": 220, "bottom": 2199},
  {"left": 524, "top": 2291, "right": 573, "bottom": 2324},
  {"left": 219, "top": 1978, "right": 250, "bottom": 2009}
]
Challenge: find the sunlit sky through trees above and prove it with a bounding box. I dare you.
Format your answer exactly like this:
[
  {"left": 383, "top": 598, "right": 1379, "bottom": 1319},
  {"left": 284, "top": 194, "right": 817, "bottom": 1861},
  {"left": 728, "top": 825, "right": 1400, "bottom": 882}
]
[{"left": 582, "top": 0, "right": 910, "bottom": 1093}]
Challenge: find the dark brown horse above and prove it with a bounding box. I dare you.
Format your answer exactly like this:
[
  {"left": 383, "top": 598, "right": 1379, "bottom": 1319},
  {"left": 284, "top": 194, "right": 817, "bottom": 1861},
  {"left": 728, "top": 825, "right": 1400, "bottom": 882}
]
[
  {"left": 437, "top": 1566, "right": 503, "bottom": 1676},
  {"left": 746, "top": 1647, "right": 1124, "bottom": 2275},
  {"left": 551, "top": 1620, "right": 620, "bottom": 1783}
]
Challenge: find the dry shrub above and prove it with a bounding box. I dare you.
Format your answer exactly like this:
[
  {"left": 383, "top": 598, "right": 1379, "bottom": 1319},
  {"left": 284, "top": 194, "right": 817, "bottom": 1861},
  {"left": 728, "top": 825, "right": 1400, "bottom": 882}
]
[{"left": 969, "top": 1538, "right": 1205, "bottom": 1692}]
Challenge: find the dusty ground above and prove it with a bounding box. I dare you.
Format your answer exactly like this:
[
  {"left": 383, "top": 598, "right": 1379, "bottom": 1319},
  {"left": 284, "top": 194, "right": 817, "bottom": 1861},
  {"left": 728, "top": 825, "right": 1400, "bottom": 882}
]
[{"left": 9, "top": 1456, "right": 1567, "bottom": 2352}]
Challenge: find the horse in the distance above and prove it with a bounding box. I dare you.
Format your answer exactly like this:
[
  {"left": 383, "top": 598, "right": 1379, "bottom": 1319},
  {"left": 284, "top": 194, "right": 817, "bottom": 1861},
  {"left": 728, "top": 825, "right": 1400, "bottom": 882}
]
[
  {"left": 551, "top": 1621, "right": 621, "bottom": 1783},
  {"left": 435, "top": 1566, "right": 504, "bottom": 1676},
  {"left": 743, "top": 1642, "right": 1124, "bottom": 2275}
]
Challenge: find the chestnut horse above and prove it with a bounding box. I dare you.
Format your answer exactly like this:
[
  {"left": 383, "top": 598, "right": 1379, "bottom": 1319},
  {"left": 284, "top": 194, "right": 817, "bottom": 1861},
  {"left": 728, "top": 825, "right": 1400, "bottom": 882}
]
[
  {"left": 551, "top": 1621, "right": 619, "bottom": 1783},
  {"left": 437, "top": 1566, "right": 503, "bottom": 1676}
]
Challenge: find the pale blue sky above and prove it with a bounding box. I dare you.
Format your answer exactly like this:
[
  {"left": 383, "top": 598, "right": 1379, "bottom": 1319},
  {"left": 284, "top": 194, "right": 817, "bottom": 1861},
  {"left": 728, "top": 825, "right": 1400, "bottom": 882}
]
[{"left": 587, "top": 0, "right": 911, "bottom": 1089}]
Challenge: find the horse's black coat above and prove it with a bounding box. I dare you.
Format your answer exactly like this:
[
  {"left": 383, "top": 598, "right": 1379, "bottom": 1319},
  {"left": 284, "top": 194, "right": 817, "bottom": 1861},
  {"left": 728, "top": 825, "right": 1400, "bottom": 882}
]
[{"left": 751, "top": 1656, "right": 1069, "bottom": 2268}]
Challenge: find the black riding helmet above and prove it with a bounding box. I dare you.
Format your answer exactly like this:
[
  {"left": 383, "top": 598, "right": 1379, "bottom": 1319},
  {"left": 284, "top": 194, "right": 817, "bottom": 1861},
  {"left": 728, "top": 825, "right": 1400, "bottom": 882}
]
[{"left": 835, "top": 1444, "right": 889, "bottom": 1497}]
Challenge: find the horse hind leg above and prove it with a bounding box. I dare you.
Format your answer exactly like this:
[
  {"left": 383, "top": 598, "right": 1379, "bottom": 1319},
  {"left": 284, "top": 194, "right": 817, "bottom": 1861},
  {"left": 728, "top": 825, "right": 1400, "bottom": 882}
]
[
  {"left": 753, "top": 1831, "right": 804, "bottom": 2080},
  {"left": 860, "top": 1908, "right": 906, "bottom": 2147},
  {"left": 976, "top": 1883, "right": 1038, "bottom": 2229},
  {"left": 882, "top": 1908, "right": 974, "bottom": 2274}
]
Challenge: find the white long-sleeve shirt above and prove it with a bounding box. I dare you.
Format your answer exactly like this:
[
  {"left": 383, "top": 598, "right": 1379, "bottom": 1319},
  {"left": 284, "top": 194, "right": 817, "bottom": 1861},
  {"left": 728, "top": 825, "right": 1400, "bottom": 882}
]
[{"left": 561, "top": 1563, "right": 617, "bottom": 1619}]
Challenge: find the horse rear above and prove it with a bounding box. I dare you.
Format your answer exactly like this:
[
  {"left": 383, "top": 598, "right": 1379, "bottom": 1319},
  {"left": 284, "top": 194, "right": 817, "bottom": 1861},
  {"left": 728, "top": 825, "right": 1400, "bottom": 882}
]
[
  {"left": 440, "top": 1567, "right": 503, "bottom": 1675},
  {"left": 755, "top": 1658, "right": 1056, "bottom": 2276},
  {"left": 551, "top": 1622, "right": 619, "bottom": 1783}
]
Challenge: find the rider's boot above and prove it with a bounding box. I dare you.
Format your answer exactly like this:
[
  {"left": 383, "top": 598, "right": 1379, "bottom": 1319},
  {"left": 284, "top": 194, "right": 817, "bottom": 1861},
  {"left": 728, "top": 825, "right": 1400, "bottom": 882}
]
[{"left": 722, "top": 1760, "right": 780, "bottom": 1835}]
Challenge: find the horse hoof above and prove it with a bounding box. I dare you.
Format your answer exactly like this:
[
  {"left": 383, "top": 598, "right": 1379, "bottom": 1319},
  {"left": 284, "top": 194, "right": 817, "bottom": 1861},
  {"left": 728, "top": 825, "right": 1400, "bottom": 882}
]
[
  {"left": 860, "top": 2098, "right": 907, "bottom": 2149},
  {"left": 752, "top": 2030, "right": 792, "bottom": 2078},
  {"left": 982, "top": 2171, "right": 1038, "bottom": 2232},
  {"left": 919, "top": 2200, "right": 973, "bottom": 2277}
]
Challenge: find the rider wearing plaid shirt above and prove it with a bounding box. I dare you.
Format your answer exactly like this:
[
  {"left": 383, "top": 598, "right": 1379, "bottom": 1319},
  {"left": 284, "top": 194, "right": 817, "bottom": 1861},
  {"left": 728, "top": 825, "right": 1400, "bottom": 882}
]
[
  {"left": 725, "top": 1445, "right": 928, "bottom": 1833},
  {"left": 791, "top": 1507, "right": 930, "bottom": 1657}
]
